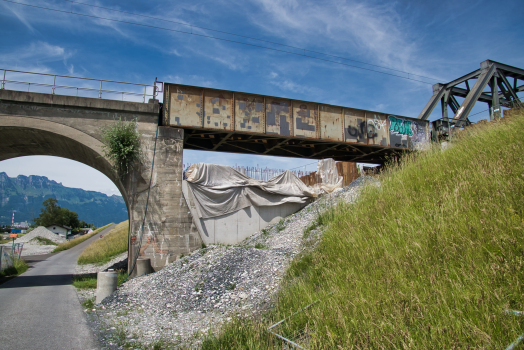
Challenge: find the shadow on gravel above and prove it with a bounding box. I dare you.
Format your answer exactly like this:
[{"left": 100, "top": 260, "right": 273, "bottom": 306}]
[{"left": 0, "top": 274, "right": 74, "bottom": 288}]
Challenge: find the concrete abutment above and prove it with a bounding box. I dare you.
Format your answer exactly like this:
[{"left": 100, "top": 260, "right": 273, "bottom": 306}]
[{"left": 0, "top": 90, "right": 201, "bottom": 275}]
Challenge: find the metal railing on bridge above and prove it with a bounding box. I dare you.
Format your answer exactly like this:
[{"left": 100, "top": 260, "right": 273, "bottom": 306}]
[{"left": 1, "top": 68, "right": 162, "bottom": 103}]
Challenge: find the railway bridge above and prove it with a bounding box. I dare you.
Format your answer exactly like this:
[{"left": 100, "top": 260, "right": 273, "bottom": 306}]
[{"left": 0, "top": 69, "right": 429, "bottom": 274}]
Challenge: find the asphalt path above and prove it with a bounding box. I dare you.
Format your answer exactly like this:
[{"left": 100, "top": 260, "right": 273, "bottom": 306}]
[{"left": 0, "top": 224, "right": 116, "bottom": 350}]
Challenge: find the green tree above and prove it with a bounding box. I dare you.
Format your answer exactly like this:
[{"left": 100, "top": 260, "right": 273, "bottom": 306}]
[{"left": 34, "top": 198, "right": 81, "bottom": 229}]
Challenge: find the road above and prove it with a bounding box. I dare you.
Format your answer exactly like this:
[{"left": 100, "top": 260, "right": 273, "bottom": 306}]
[{"left": 0, "top": 224, "right": 116, "bottom": 350}]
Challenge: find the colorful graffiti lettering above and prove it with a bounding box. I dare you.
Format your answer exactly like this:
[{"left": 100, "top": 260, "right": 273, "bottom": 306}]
[{"left": 389, "top": 116, "right": 413, "bottom": 136}]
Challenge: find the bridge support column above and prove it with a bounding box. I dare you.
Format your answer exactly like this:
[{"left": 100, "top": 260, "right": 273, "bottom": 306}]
[{"left": 127, "top": 127, "right": 201, "bottom": 276}]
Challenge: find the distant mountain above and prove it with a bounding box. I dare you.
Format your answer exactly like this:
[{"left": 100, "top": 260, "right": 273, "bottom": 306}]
[{"left": 0, "top": 172, "right": 127, "bottom": 227}]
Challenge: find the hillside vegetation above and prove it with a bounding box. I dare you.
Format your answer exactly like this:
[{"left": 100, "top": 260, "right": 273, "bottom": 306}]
[
  {"left": 203, "top": 111, "right": 524, "bottom": 349},
  {"left": 77, "top": 220, "right": 128, "bottom": 265}
]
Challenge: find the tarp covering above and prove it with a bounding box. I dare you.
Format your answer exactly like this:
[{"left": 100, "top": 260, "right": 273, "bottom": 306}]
[
  {"left": 185, "top": 163, "right": 316, "bottom": 219},
  {"left": 312, "top": 158, "right": 344, "bottom": 194}
]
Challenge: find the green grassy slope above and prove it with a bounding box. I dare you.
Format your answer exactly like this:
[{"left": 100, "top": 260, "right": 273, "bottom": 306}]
[
  {"left": 203, "top": 111, "right": 524, "bottom": 349},
  {"left": 77, "top": 220, "right": 128, "bottom": 265}
]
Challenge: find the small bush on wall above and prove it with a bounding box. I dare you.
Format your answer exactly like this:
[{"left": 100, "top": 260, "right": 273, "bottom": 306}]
[{"left": 102, "top": 118, "right": 141, "bottom": 179}]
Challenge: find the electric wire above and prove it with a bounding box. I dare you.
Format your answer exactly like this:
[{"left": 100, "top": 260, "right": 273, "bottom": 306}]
[
  {"left": 3, "top": 0, "right": 434, "bottom": 85},
  {"left": 63, "top": 0, "right": 437, "bottom": 82}
]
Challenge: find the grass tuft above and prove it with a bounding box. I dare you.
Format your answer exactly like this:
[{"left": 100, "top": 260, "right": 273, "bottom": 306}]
[
  {"left": 73, "top": 270, "right": 127, "bottom": 289},
  {"left": 77, "top": 221, "right": 128, "bottom": 265},
  {"left": 0, "top": 258, "right": 28, "bottom": 277},
  {"left": 53, "top": 223, "right": 113, "bottom": 253},
  {"left": 201, "top": 111, "right": 524, "bottom": 349}
]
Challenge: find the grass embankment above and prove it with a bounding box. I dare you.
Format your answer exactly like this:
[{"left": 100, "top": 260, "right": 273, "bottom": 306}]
[
  {"left": 73, "top": 271, "right": 127, "bottom": 289},
  {"left": 52, "top": 223, "right": 113, "bottom": 253},
  {"left": 77, "top": 220, "right": 128, "bottom": 265},
  {"left": 203, "top": 112, "right": 524, "bottom": 349}
]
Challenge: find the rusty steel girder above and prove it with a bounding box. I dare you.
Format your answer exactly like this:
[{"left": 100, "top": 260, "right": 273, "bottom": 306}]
[{"left": 163, "top": 83, "right": 430, "bottom": 164}]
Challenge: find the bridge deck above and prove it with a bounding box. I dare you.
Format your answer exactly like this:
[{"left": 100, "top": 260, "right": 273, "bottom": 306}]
[{"left": 163, "top": 83, "right": 430, "bottom": 164}]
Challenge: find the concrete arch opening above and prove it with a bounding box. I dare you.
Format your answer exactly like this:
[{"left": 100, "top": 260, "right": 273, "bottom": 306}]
[{"left": 0, "top": 117, "right": 128, "bottom": 208}]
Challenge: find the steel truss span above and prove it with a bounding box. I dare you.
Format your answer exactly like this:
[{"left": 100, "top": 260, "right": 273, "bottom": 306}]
[
  {"left": 163, "top": 83, "right": 430, "bottom": 164},
  {"left": 418, "top": 60, "right": 524, "bottom": 128}
]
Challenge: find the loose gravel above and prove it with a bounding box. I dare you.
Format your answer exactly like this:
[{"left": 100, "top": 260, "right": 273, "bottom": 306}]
[
  {"left": 1, "top": 226, "right": 66, "bottom": 256},
  {"left": 82, "top": 176, "right": 376, "bottom": 349}
]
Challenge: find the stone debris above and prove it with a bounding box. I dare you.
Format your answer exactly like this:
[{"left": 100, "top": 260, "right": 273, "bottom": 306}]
[
  {"left": 1, "top": 226, "right": 66, "bottom": 256},
  {"left": 17, "top": 226, "right": 66, "bottom": 244},
  {"left": 83, "top": 176, "right": 376, "bottom": 349}
]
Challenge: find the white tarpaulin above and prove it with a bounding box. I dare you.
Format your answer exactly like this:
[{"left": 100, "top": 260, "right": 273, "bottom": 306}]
[
  {"left": 312, "top": 158, "right": 344, "bottom": 194},
  {"left": 185, "top": 163, "right": 317, "bottom": 219}
]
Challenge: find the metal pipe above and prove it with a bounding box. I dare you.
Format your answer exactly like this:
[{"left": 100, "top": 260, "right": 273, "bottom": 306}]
[
  {"left": 52, "top": 75, "right": 56, "bottom": 95},
  {"left": 99, "top": 81, "right": 102, "bottom": 98},
  {"left": 1, "top": 70, "right": 5, "bottom": 89}
]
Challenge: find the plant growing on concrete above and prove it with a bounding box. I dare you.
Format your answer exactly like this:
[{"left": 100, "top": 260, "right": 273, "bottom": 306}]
[{"left": 101, "top": 118, "right": 141, "bottom": 179}]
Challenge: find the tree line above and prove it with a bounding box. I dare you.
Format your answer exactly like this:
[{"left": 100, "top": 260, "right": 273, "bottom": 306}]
[{"left": 33, "top": 198, "right": 95, "bottom": 229}]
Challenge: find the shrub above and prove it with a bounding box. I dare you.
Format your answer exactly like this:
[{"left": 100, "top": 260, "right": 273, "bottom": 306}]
[{"left": 101, "top": 118, "right": 141, "bottom": 179}]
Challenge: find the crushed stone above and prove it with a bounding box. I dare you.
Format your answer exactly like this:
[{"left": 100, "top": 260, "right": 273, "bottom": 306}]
[
  {"left": 1, "top": 226, "right": 67, "bottom": 256},
  {"left": 82, "top": 176, "right": 376, "bottom": 349}
]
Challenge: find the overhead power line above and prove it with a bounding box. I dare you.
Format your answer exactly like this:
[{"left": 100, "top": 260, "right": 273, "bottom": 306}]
[
  {"left": 3, "top": 0, "right": 435, "bottom": 85},
  {"left": 63, "top": 0, "right": 437, "bottom": 82}
]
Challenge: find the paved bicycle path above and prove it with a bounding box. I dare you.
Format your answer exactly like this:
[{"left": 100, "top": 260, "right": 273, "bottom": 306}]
[{"left": 0, "top": 224, "right": 116, "bottom": 350}]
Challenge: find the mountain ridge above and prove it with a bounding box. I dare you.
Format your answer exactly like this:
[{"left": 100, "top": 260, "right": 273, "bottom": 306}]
[{"left": 0, "top": 172, "right": 127, "bottom": 227}]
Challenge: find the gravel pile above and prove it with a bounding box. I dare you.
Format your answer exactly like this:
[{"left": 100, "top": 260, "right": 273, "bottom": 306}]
[
  {"left": 1, "top": 226, "right": 66, "bottom": 256},
  {"left": 84, "top": 176, "right": 376, "bottom": 349},
  {"left": 17, "top": 226, "right": 66, "bottom": 244}
]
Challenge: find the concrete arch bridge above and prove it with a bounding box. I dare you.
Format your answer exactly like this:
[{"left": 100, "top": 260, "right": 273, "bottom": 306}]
[{"left": 0, "top": 69, "right": 430, "bottom": 274}]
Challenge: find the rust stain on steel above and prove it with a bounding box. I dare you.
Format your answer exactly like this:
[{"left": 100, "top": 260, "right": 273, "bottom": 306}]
[
  {"left": 293, "top": 101, "right": 318, "bottom": 138},
  {"left": 235, "top": 93, "right": 265, "bottom": 133},
  {"left": 265, "top": 97, "right": 292, "bottom": 136},
  {"left": 164, "top": 83, "right": 430, "bottom": 150},
  {"left": 320, "top": 105, "right": 343, "bottom": 141},
  {"left": 204, "top": 90, "right": 233, "bottom": 130},
  {"left": 170, "top": 85, "right": 202, "bottom": 127}
]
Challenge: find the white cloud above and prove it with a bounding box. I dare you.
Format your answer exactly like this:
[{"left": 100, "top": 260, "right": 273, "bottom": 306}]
[
  {"left": 0, "top": 41, "right": 73, "bottom": 66},
  {"left": 242, "top": 0, "right": 436, "bottom": 79}
]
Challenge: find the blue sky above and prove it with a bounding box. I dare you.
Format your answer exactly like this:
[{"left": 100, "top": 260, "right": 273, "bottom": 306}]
[{"left": 0, "top": 0, "right": 523, "bottom": 196}]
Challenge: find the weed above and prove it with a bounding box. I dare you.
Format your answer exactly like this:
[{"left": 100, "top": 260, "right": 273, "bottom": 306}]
[
  {"left": 226, "top": 283, "right": 236, "bottom": 290},
  {"left": 254, "top": 243, "right": 267, "bottom": 250},
  {"left": 116, "top": 309, "right": 129, "bottom": 317},
  {"left": 201, "top": 242, "right": 207, "bottom": 249},
  {"left": 276, "top": 219, "right": 285, "bottom": 232},
  {"left": 0, "top": 258, "right": 28, "bottom": 277},
  {"left": 82, "top": 298, "right": 95, "bottom": 309},
  {"left": 101, "top": 118, "right": 141, "bottom": 179},
  {"left": 262, "top": 228, "right": 269, "bottom": 236}
]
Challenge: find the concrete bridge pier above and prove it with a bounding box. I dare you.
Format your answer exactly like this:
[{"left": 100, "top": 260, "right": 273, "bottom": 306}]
[{"left": 126, "top": 126, "right": 202, "bottom": 277}]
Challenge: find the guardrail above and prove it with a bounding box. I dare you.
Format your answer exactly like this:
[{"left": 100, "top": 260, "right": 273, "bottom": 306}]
[{"left": 1, "top": 68, "right": 162, "bottom": 103}]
